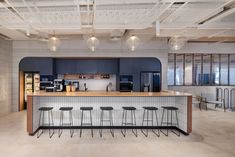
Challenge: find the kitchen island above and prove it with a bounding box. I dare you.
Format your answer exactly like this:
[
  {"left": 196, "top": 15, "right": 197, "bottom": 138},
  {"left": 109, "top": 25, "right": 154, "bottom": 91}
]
[{"left": 27, "top": 91, "right": 192, "bottom": 135}]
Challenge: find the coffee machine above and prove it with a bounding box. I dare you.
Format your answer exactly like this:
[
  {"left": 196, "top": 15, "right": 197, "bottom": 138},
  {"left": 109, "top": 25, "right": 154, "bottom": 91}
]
[{"left": 54, "top": 79, "right": 64, "bottom": 92}]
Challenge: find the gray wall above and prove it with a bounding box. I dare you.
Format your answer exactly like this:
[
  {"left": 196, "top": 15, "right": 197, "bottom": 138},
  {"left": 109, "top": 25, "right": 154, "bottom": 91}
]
[{"left": 0, "top": 38, "right": 12, "bottom": 116}]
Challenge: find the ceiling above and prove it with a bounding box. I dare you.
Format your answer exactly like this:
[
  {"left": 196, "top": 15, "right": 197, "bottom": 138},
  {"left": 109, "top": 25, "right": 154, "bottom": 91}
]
[{"left": 0, "top": 0, "right": 235, "bottom": 42}]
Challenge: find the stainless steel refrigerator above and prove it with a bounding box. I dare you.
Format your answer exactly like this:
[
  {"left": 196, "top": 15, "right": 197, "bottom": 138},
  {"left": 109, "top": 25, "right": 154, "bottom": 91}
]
[{"left": 140, "top": 72, "right": 161, "bottom": 92}]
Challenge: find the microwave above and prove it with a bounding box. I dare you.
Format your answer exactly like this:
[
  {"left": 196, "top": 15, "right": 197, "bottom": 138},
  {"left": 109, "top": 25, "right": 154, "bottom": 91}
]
[{"left": 119, "top": 75, "right": 133, "bottom": 92}]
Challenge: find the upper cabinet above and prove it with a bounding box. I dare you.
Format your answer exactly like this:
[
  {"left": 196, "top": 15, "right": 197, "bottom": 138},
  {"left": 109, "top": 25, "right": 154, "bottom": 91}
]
[
  {"left": 55, "top": 59, "right": 119, "bottom": 74},
  {"left": 19, "top": 57, "right": 54, "bottom": 75}
]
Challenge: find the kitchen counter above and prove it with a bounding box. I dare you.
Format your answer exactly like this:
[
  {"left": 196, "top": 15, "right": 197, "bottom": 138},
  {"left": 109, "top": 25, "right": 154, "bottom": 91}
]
[
  {"left": 27, "top": 90, "right": 192, "bottom": 136},
  {"left": 28, "top": 90, "right": 192, "bottom": 97}
]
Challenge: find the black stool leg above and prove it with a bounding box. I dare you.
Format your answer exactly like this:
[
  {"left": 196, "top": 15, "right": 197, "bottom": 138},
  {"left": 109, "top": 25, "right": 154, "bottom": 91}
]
[
  {"left": 37, "top": 110, "right": 43, "bottom": 138},
  {"left": 109, "top": 110, "right": 114, "bottom": 137},
  {"left": 99, "top": 110, "right": 104, "bottom": 137},
  {"left": 90, "top": 110, "right": 93, "bottom": 137},
  {"left": 58, "top": 111, "right": 63, "bottom": 138},
  {"left": 153, "top": 110, "right": 160, "bottom": 137},
  {"left": 132, "top": 110, "right": 137, "bottom": 137},
  {"left": 121, "top": 110, "right": 127, "bottom": 137},
  {"left": 70, "top": 110, "right": 74, "bottom": 138},
  {"left": 80, "top": 110, "right": 84, "bottom": 137},
  {"left": 141, "top": 109, "right": 147, "bottom": 136},
  {"left": 171, "top": 110, "right": 180, "bottom": 136}
]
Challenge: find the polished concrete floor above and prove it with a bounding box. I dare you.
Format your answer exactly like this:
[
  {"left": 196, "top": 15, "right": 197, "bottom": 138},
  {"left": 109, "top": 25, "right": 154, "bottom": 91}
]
[{"left": 0, "top": 109, "right": 235, "bottom": 157}]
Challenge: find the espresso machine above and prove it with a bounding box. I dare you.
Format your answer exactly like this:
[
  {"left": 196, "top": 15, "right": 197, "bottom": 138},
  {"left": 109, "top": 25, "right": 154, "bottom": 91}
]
[{"left": 54, "top": 79, "right": 64, "bottom": 92}]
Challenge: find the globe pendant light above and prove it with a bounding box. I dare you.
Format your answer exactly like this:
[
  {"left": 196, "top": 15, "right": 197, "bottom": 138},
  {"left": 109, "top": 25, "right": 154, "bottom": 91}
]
[
  {"left": 168, "top": 37, "right": 187, "bottom": 51},
  {"left": 48, "top": 36, "right": 60, "bottom": 52},
  {"left": 87, "top": 35, "right": 99, "bottom": 52},
  {"left": 126, "top": 35, "right": 140, "bottom": 51}
]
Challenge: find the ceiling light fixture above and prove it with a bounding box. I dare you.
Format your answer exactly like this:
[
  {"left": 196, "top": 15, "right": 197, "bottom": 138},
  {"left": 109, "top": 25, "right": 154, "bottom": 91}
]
[
  {"left": 48, "top": 35, "right": 60, "bottom": 52},
  {"left": 156, "top": 20, "right": 160, "bottom": 36},
  {"left": 87, "top": 35, "right": 99, "bottom": 52},
  {"left": 168, "top": 37, "right": 187, "bottom": 51},
  {"left": 126, "top": 35, "right": 140, "bottom": 51}
]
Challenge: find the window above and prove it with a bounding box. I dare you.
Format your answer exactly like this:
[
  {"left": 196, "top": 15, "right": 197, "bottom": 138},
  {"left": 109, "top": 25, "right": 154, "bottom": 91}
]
[
  {"left": 175, "top": 54, "right": 184, "bottom": 85},
  {"left": 185, "top": 54, "right": 193, "bottom": 85},
  {"left": 202, "top": 54, "right": 211, "bottom": 85},
  {"left": 220, "top": 54, "right": 229, "bottom": 85},
  {"left": 168, "top": 54, "right": 175, "bottom": 85},
  {"left": 168, "top": 53, "right": 233, "bottom": 86},
  {"left": 211, "top": 54, "right": 220, "bottom": 85},
  {"left": 193, "top": 54, "right": 202, "bottom": 85},
  {"left": 230, "top": 55, "right": 235, "bottom": 85}
]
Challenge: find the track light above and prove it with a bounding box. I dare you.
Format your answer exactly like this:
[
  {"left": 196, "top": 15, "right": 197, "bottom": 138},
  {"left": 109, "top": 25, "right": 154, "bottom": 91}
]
[{"left": 156, "top": 20, "right": 160, "bottom": 36}]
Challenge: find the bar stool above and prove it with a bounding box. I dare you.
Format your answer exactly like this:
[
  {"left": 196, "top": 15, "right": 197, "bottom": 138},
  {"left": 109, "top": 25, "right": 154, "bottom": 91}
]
[
  {"left": 99, "top": 107, "right": 114, "bottom": 137},
  {"left": 160, "top": 106, "right": 180, "bottom": 136},
  {"left": 58, "top": 107, "right": 74, "bottom": 138},
  {"left": 37, "top": 107, "right": 54, "bottom": 138},
  {"left": 80, "top": 107, "right": 93, "bottom": 137},
  {"left": 141, "top": 106, "right": 160, "bottom": 137},
  {"left": 121, "top": 106, "right": 137, "bottom": 137}
]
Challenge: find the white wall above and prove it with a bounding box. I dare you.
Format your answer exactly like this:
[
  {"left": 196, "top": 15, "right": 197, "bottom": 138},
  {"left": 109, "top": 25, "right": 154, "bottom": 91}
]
[
  {"left": 12, "top": 38, "right": 169, "bottom": 112},
  {"left": 0, "top": 38, "right": 12, "bottom": 116},
  {"left": 76, "top": 75, "right": 116, "bottom": 91}
]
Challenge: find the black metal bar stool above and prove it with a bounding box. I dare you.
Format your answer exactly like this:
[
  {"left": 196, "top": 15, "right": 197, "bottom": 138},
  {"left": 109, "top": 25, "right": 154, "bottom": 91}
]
[
  {"left": 37, "top": 107, "right": 54, "bottom": 138},
  {"left": 121, "top": 106, "right": 137, "bottom": 137},
  {"left": 58, "top": 107, "right": 74, "bottom": 138},
  {"left": 160, "top": 106, "right": 180, "bottom": 136},
  {"left": 141, "top": 106, "right": 160, "bottom": 137},
  {"left": 80, "top": 107, "right": 93, "bottom": 137},
  {"left": 99, "top": 107, "right": 114, "bottom": 137}
]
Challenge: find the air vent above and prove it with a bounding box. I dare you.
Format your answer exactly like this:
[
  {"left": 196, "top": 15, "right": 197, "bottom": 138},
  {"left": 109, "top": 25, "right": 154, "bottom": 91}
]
[
  {"left": 173, "top": 2, "right": 185, "bottom": 5},
  {"left": 0, "top": 33, "right": 12, "bottom": 40}
]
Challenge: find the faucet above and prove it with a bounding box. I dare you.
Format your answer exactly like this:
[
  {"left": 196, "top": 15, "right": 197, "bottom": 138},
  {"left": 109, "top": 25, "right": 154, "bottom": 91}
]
[
  {"left": 84, "top": 83, "right": 88, "bottom": 91},
  {"left": 106, "top": 82, "right": 112, "bottom": 92}
]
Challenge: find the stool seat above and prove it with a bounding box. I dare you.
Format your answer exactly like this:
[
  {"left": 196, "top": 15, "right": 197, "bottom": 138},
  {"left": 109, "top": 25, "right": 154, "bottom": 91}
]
[
  {"left": 38, "top": 107, "right": 53, "bottom": 111},
  {"left": 100, "top": 107, "right": 113, "bottom": 110},
  {"left": 122, "top": 106, "right": 136, "bottom": 110},
  {"left": 59, "top": 107, "right": 73, "bottom": 111},
  {"left": 143, "top": 106, "right": 158, "bottom": 110},
  {"left": 162, "top": 106, "right": 178, "bottom": 110},
  {"left": 80, "top": 107, "right": 93, "bottom": 110}
]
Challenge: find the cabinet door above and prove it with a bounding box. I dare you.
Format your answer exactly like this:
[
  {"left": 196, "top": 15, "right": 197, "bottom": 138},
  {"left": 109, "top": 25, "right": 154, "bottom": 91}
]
[
  {"left": 97, "top": 59, "right": 118, "bottom": 74},
  {"left": 55, "top": 59, "right": 77, "bottom": 74},
  {"left": 77, "top": 60, "right": 97, "bottom": 74}
]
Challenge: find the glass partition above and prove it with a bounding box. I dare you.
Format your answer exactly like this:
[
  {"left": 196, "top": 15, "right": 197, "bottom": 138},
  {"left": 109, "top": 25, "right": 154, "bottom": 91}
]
[
  {"left": 185, "top": 54, "right": 193, "bottom": 85},
  {"left": 168, "top": 54, "right": 175, "bottom": 85},
  {"left": 229, "top": 55, "right": 235, "bottom": 85},
  {"left": 175, "top": 54, "right": 184, "bottom": 85},
  {"left": 220, "top": 54, "right": 229, "bottom": 85},
  {"left": 211, "top": 54, "right": 220, "bottom": 85}
]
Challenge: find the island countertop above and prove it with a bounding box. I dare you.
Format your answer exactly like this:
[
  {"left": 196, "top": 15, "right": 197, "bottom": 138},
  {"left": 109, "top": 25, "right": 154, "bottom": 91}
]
[{"left": 28, "top": 90, "right": 192, "bottom": 97}]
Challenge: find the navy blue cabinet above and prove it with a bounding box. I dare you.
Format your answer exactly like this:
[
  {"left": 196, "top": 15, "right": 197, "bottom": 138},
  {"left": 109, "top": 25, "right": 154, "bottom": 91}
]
[
  {"left": 55, "top": 59, "right": 77, "bottom": 74},
  {"left": 55, "top": 59, "right": 119, "bottom": 74},
  {"left": 19, "top": 57, "right": 54, "bottom": 75},
  {"left": 97, "top": 59, "right": 119, "bottom": 74}
]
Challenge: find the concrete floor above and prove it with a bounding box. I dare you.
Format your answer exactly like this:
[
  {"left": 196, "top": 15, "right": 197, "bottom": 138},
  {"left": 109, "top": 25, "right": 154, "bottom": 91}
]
[{"left": 0, "top": 109, "right": 235, "bottom": 157}]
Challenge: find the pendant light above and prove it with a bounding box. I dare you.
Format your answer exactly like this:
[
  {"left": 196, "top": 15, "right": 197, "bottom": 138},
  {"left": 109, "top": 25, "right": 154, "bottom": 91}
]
[
  {"left": 126, "top": 35, "right": 140, "bottom": 51},
  {"left": 48, "top": 33, "right": 60, "bottom": 52},
  {"left": 168, "top": 37, "right": 187, "bottom": 51},
  {"left": 86, "top": 35, "right": 99, "bottom": 52}
]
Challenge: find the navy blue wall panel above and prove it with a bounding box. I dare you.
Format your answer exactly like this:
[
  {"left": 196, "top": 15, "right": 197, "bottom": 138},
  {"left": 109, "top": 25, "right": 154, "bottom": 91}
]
[
  {"left": 119, "top": 58, "right": 161, "bottom": 91},
  {"left": 19, "top": 57, "right": 54, "bottom": 75}
]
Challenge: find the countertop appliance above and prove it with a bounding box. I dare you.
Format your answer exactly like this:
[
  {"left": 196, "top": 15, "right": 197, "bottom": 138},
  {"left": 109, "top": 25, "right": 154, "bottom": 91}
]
[
  {"left": 119, "top": 75, "right": 133, "bottom": 92},
  {"left": 54, "top": 79, "right": 65, "bottom": 92},
  {"left": 140, "top": 72, "right": 161, "bottom": 92}
]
